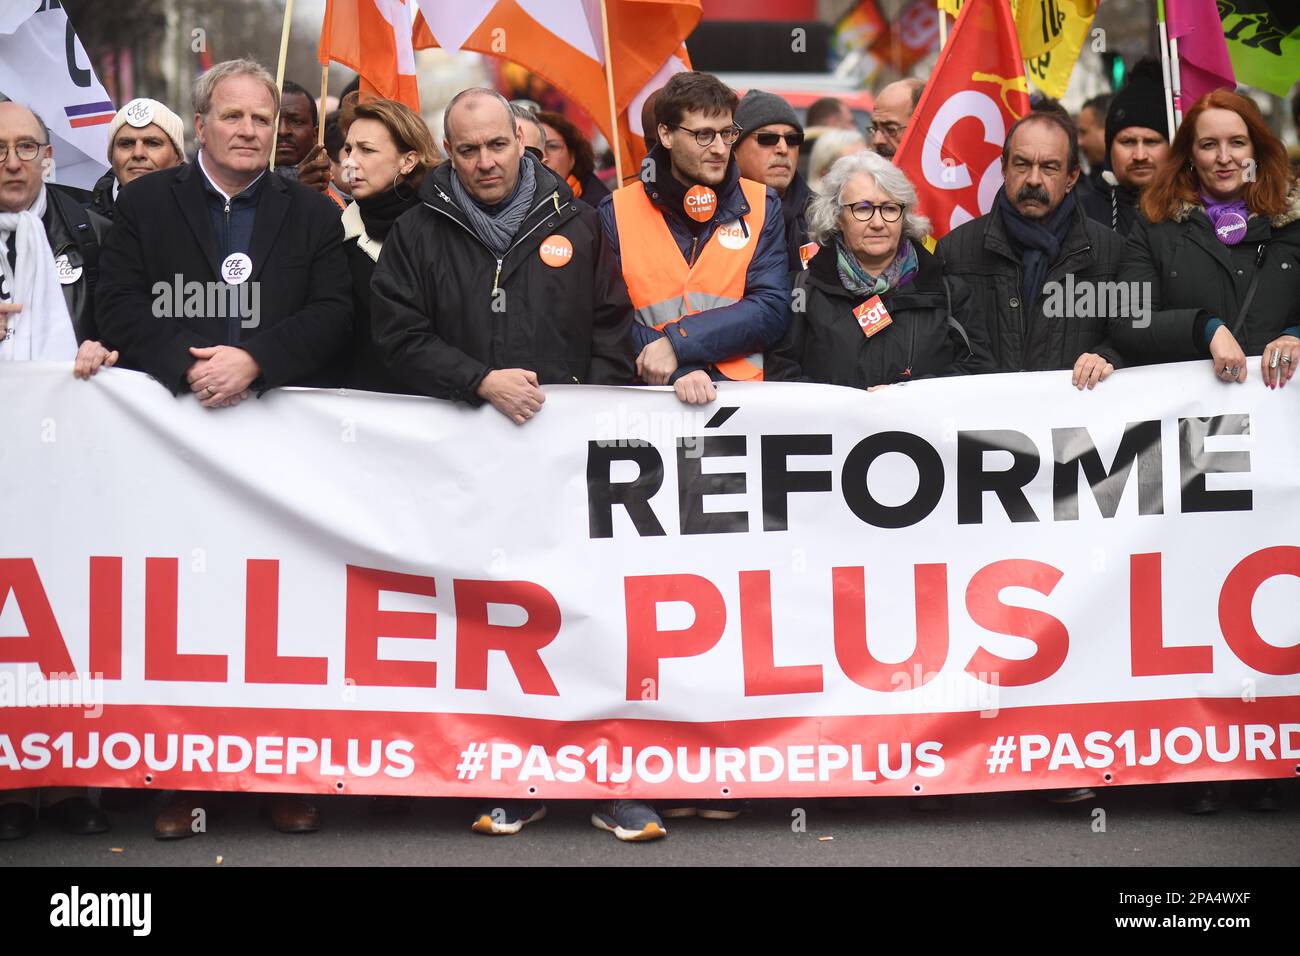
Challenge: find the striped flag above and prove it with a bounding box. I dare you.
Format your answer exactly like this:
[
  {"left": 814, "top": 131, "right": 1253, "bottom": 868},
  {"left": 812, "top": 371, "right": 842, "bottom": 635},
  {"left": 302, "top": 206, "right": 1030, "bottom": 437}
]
[{"left": 0, "top": 1, "right": 113, "bottom": 190}]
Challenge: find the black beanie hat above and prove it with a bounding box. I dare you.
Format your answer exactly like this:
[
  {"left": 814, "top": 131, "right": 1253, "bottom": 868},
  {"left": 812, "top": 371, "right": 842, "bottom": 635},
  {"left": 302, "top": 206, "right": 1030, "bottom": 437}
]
[
  {"left": 1105, "top": 58, "right": 1171, "bottom": 163},
  {"left": 734, "top": 89, "right": 802, "bottom": 144}
]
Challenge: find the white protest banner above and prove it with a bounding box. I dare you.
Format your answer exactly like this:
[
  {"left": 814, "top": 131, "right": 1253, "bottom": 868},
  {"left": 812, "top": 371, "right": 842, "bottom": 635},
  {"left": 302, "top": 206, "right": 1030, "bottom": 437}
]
[{"left": 1, "top": 362, "right": 1297, "bottom": 799}]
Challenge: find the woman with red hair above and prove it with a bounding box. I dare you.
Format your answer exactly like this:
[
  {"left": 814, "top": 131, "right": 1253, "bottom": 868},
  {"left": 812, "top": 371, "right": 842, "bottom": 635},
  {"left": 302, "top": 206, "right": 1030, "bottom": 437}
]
[{"left": 1115, "top": 89, "right": 1300, "bottom": 389}]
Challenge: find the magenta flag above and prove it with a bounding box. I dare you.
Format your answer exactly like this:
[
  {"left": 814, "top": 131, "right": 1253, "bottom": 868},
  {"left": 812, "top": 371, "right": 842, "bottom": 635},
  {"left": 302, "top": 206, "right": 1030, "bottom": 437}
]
[{"left": 1167, "top": 0, "right": 1236, "bottom": 111}]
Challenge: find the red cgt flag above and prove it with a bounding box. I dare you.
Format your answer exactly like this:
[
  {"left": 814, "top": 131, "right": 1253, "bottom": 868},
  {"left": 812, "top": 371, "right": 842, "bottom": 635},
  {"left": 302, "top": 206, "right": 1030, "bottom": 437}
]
[{"left": 892, "top": 0, "right": 1029, "bottom": 240}]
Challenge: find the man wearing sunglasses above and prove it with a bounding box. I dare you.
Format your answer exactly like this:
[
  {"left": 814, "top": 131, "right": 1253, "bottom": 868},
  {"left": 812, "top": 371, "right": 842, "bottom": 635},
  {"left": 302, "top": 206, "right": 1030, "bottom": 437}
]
[
  {"left": 599, "top": 71, "right": 789, "bottom": 413},
  {"left": 733, "top": 90, "right": 813, "bottom": 274}
]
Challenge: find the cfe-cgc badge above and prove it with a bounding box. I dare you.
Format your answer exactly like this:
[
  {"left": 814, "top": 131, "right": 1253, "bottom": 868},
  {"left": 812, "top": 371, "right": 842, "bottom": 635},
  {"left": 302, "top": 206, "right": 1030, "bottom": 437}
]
[{"left": 221, "top": 253, "right": 253, "bottom": 285}]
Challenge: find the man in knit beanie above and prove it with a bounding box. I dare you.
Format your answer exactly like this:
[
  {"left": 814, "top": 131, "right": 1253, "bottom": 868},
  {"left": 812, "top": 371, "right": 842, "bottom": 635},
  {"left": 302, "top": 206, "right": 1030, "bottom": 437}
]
[
  {"left": 90, "top": 98, "right": 187, "bottom": 221},
  {"left": 1079, "top": 59, "right": 1171, "bottom": 236},
  {"left": 733, "top": 89, "right": 812, "bottom": 273}
]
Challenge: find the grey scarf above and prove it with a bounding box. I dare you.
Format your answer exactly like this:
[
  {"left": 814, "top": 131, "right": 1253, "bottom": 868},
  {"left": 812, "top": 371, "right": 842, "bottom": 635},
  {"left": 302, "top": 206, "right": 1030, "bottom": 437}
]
[{"left": 450, "top": 159, "right": 537, "bottom": 256}]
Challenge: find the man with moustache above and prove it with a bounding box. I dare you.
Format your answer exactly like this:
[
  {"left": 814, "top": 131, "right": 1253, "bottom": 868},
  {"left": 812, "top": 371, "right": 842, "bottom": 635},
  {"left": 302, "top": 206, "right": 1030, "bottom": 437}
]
[
  {"left": 938, "top": 110, "right": 1126, "bottom": 395},
  {"left": 89, "top": 98, "right": 187, "bottom": 221},
  {"left": 732, "top": 89, "right": 813, "bottom": 273},
  {"left": 1079, "top": 60, "right": 1170, "bottom": 237},
  {"left": 867, "top": 78, "right": 923, "bottom": 161}
]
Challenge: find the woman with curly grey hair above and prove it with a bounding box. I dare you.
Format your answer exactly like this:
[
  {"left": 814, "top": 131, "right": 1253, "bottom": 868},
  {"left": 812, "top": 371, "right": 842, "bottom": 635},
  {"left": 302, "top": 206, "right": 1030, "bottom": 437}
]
[{"left": 766, "top": 150, "right": 993, "bottom": 387}]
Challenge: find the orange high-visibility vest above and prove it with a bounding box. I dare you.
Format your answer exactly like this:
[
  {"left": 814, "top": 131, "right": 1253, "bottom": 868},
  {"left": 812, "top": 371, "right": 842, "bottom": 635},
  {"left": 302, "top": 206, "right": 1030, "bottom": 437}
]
[{"left": 613, "top": 177, "right": 768, "bottom": 381}]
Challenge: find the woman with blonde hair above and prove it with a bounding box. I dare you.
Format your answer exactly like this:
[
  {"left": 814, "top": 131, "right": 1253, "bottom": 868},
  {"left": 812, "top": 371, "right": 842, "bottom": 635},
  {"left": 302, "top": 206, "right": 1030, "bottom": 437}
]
[{"left": 333, "top": 97, "right": 442, "bottom": 391}]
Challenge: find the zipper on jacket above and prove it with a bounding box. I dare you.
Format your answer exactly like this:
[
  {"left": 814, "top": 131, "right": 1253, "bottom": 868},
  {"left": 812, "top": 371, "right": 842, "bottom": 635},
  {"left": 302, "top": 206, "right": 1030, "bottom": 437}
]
[
  {"left": 903, "top": 310, "right": 917, "bottom": 379},
  {"left": 688, "top": 236, "right": 699, "bottom": 266},
  {"left": 426, "top": 189, "right": 570, "bottom": 297}
]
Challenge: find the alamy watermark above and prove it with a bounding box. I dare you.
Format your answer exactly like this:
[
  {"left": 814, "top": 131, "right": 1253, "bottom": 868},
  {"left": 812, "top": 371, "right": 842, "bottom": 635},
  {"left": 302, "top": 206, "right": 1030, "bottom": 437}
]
[
  {"left": 152, "top": 273, "right": 261, "bottom": 329},
  {"left": 1041, "top": 274, "right": 1152, "bottom": 328}
]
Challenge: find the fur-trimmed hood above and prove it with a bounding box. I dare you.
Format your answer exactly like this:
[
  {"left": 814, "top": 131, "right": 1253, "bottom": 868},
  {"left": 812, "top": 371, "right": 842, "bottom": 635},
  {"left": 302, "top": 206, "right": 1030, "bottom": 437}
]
[{"left": 1171, "top": 181, "right": 1300, "bottom": 228}]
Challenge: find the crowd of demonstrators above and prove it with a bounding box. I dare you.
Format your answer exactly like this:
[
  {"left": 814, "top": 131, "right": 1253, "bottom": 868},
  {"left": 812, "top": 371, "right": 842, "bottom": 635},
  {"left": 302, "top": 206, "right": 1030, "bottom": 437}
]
[
  {"left": 767, "top": 150, "right": 991, "bottom": 387},
  {"left": 89, "top": 98, "right": 188, "bottom": 222},
  {"left": 600, "top": 71, "right": 790, "bottom": 410},
  {"left": 3, "top": 54, "right": 1298, "bottom": 844},
  {"left": 938, "top": 110, "right": 1126, "bottom": 390},
  {"left": 534, "top": 110, "right": 610, "bottom": 206},
  {"left": 1078, "top": 60, "right": 1171, "bottom": 236}
]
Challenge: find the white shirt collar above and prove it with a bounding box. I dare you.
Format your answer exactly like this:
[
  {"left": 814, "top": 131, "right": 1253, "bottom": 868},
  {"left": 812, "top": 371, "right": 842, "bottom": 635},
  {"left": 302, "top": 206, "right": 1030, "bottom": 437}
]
[{"left": 196, "top": 149, "right": 267, "bottom": 202}]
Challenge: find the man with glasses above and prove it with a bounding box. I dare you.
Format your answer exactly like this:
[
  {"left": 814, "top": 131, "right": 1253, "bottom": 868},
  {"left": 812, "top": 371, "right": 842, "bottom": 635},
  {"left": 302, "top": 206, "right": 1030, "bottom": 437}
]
[
  {"left": 598, "top": 71, "right": 789, "bottom": 413},
  {"left": 867, "top": 78, "right": 923, "bottom": 161},
  {"left": 733, "top": 89, "right": 814, "bottom": 273}
]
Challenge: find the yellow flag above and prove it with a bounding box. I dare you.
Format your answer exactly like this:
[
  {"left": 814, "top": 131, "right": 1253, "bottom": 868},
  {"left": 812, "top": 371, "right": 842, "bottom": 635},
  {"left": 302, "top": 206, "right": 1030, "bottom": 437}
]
[
  {"left": 1023, "top": 3, "right": 1096, "bottom": 98},
  {"left": 938, "top": 0, "right": 963, "bottom": 17},
  {"left": 1017, "top": 0, "right": 1096, "bottom": 60}
]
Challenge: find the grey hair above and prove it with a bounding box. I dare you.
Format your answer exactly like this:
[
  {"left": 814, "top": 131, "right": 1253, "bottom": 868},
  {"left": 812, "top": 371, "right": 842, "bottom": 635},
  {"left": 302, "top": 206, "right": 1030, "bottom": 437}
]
[
  {"left": 805, "top": 150, "right": 931, "bottom": 245},
  {"left": 511, "top": 104, "right": 544, "bottom": 142},
  {"left": 807, "top": 128, "right": 866, "bottom": 187},
  {"left": 192, "top": 58, "right": 279, "bottom": 118},
  {"left": 443, "top": 87, "right": 515, "bottom": 144}
]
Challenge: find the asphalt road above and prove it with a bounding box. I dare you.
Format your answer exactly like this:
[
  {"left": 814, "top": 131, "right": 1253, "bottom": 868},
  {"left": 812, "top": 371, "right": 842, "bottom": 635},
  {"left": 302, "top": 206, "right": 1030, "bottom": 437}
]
[{"left": 2, "top": 782, "right": 1298, "bottom": 867}]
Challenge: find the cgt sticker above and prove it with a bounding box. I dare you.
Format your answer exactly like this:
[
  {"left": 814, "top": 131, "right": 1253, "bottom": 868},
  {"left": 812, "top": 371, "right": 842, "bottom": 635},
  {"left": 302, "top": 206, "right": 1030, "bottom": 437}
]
[{"left": 539, "top": 234, "right": 574, "bottom": 267}]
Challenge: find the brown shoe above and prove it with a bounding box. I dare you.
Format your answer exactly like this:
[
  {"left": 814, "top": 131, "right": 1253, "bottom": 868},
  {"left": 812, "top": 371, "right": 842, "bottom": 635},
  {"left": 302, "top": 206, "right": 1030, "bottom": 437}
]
[
  {"left": 269, "top": 796, "right": 320, "bottom": 834},
  {"left": 154, "top": 795, "right": 208, "bottom": 840}
]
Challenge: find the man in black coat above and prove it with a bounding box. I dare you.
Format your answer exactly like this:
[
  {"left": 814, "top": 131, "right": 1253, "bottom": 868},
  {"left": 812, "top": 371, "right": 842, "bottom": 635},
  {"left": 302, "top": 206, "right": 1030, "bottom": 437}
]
[
  {"left": 938, "top": 111, "right": 1127, "bottom": 389},
  {"left": 96, "top": 59, "right": 351, "bottom": 407},
  {"left": 732, "top": 89, "right": 813, "bottom": 274},
  {"left": 370, "top": 88, "right": 634, "bottom": 426}
]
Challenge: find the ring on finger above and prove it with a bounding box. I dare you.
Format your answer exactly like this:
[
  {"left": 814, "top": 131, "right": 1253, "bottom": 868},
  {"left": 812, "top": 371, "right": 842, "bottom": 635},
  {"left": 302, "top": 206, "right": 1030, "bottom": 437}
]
[{"left": 1283, "top": 355, "right": 1293, "bottom": 366}]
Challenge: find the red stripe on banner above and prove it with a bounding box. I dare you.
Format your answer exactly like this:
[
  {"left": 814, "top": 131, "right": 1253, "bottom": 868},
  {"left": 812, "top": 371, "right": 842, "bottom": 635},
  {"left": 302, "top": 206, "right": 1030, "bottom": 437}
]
[
  {"left": 68, "top": 114, "right": 114, "bottom": 128},
  {"left": 1, "top": 698, "right": 1296, "bottom": 799}
]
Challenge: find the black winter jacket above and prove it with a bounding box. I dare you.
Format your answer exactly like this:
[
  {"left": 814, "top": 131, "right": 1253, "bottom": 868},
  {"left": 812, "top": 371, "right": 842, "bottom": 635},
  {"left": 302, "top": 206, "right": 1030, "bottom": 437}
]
[
  {"left": 43, "top": 183, "right": 110, "bottom": 344},
  {"left": 1113, "top": 186, "right": 1300, "bottom": 362},
  {"left": 369, "top": 157, "right": 635, "bottom": 403},
  {"left": 765, "top": 240, "right": 994, "bottom": 387},
  {"left": 936, "top": 198, "right": 1127, "bottom": 371}
]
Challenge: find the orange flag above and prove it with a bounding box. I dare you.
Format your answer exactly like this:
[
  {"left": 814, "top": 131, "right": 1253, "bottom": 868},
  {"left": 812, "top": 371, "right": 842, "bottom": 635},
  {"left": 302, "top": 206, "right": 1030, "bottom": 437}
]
[
  {"left": 319, "top": 0, "right": 420, "bottom": 110},
  {"left": 893, "top": 0, "right": 1029, "bottom": 239},
  {"left": 412, "top": 1, "right": 700, "bottom": 185}
]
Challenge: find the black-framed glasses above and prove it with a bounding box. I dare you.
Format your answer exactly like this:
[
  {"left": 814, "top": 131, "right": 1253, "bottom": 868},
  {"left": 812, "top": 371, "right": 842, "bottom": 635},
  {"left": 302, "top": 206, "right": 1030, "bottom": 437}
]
[
  {"left": 674, "top": 124, "right": 741, "bottom": 147},
  {"left": 843, "top": 200, "right": 904, "bottom": 222},
  {"left": 753, "top": 131, "right": 805, "bottom": 148},
  {"left": 0, "top": 140, "right": 47, "bottom": 162},
  {"left": 865, "top": 122, "right": 907, "bottom": 141}
]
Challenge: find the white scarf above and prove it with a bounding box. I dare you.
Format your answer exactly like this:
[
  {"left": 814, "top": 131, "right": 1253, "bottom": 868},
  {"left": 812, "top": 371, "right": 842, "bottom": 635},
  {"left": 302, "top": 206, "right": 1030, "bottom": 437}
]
[{"left": 0, "top": 186, "right": 77, "bottom": 362}]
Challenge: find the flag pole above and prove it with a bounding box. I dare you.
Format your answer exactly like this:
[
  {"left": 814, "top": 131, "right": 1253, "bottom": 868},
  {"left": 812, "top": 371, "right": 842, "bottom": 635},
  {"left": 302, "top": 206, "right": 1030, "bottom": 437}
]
[
  {"left": 938, "top": 6, "right": 947, "bottom": 51},
  {"left": 1169, "top": 35, "right": 1184, "bottom": 127},
  {"left": 598, "top": 0, "right": 624, "bottom": 189},
  {"left": 271, "top": 0, "right": 295, "bottom": 170},
  {"left": 318, "top": 63, "right": 330, "bottom": 146},
  {"left": 1156, "top": 0, "right": 1177, "bottom": 141}
]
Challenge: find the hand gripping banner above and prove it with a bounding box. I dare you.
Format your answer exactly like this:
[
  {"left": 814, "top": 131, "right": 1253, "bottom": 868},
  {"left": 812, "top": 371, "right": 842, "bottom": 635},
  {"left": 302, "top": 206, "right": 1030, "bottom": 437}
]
[{"left": 1, "top": 362, "right": 1297, "bottom": 799}]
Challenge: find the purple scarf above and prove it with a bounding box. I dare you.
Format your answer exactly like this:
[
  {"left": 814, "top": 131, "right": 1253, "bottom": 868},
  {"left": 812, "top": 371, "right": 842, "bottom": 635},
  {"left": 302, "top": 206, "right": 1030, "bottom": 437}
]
[{"left": 1200, "top": 192, "right": 1249, "bottom": 246}]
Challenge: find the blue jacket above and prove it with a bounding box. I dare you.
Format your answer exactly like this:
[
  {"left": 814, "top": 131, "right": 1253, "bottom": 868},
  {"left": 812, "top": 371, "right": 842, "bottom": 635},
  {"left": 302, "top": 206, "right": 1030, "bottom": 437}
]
[{"left": 597, "top": 147, "right": 790, "bottom": 381}]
